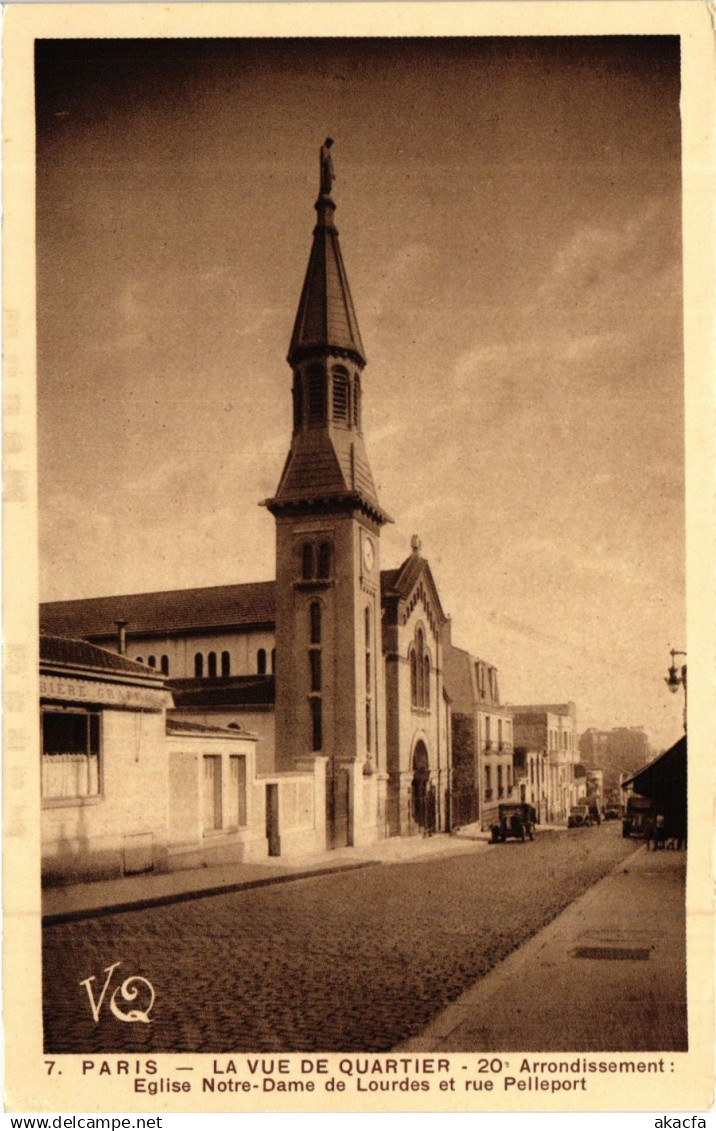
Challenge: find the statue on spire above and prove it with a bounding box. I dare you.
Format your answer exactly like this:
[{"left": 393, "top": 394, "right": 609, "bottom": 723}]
[{"left": 320, "top": 137, "right": 335, "bottom": 196}]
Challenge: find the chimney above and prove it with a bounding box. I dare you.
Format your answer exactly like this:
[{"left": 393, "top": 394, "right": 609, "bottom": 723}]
[{"left": 115, "top": 619, "right": 128, "bottom": 655}]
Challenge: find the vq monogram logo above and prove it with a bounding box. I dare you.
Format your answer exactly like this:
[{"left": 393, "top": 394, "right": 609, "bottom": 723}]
[{"left": 80, "top": 962, "right": 155, "bottom": 1024}]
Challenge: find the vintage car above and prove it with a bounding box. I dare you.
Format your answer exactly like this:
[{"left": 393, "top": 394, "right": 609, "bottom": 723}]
[
  {"left": 603, "top": 806, "right": 621, "bottom": 821},
  {"left": 490, "top": 802, "right": 536, "bottom": 843},
  {"left": 567, "top": 804, "right": 593, "bottom": 828}
]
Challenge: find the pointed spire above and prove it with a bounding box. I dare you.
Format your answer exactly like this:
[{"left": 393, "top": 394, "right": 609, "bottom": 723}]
[{"left": 288, "top": 139, "right": 366, "bottom": 366}]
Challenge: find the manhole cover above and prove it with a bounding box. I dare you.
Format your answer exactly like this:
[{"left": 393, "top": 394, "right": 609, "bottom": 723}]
[{"left": 573, "top": 946, "right": 650, "bottom": 961}]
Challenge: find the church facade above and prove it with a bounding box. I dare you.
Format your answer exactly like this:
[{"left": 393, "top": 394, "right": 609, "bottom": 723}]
[{"left": 40, "top": 145, "right": 455, "bottom": 867}]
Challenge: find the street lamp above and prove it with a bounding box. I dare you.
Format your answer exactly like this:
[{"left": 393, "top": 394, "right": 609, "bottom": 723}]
[{"left": 665, "top": 648, "right": 687, "bottom": 733}]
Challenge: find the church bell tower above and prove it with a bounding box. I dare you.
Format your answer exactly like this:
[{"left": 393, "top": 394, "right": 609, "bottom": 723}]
[{"left": 265, "top": 140, "right": 390, "bottom": 848}]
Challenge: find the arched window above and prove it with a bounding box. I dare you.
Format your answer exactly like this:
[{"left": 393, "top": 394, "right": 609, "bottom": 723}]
[
  {"left": 416, "top": 629, "right": 425, "bottom": 708},
  {"left": 147, "top": 655, "right": 156, "bottom": 668},
  {"left": 307, "top": 365, "right": 326, "bottom": 424},
  {"left": 332, "top": 369, "right": 349, "bottom": 424},
  {"left": 208, "top": 652, "right": 217, "bottom": 678},
  {"left": 302, "top": 542, "right": 314, "bottom": 580},
  {"left": 136, "top": 656, "right": 143, "bottom": 665},
  {"left": 271, "top": 648, "right": 276, "bottom": 674},
  {"left": 317, "top": 541, "right": 331, "bottom": 580},
  {"left": 194, "top": 653, "right": 203, "bottom": 679},
  {"left": 293, "top": 374, "right": 303, "bottom": 432},
  {"left": 410, "top": 649, "right": 418, "bottom": 706},
  {"left": 353, "top": 375, "right": 361, "bottom": 431},
  {"left": 221, "top": 651, "right": 231, "bottom": 677},
  {"left": 310, "top": 601, "right": 321, "bottom": 645},
  {"left": 423, "top": 654, "right": 430, "bottom": 708},
  {"left": 160, "top": 655, "right": 169, "bottom": 675},
  {"left": 257, "top": 649, "right": 267, "bottom": 675}
]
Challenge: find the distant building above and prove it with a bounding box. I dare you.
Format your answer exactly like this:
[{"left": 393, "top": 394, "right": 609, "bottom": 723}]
[
  {"left": 579, "top": 726, "right": 652, "bottom": 792},
  {"left": 508, "top": 702, "right": 579, "bottom": 823},
  {"left": 442, "top": 624, "right": 514, "bottom": 828}
]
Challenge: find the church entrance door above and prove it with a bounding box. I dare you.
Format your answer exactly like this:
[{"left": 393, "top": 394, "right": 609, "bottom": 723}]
[
  {"left": 326, "top": 762, "right": 350, "bottom": 850},
  {"left": 411, "top": 742, "right": 430, "bottom": 831}
]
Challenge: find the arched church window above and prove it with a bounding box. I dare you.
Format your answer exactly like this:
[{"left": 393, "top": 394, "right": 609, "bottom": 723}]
[
  {"left": 332, "top": 369, "right": 349, "bottom": 424},
  {"left": 416, "top": 629, "right": 425, "bottom": 707},
  {"left": 136, "top": 656, "right": 143, "bottom": 665},
  {"left": 293, "top": 374, "right": 303, "bottom": 432},
  {"left": 410, "top": 649, "right": 418, "bottom": 707},
  {"left": 353, "top": 376, "right": 361, "bottom": 431},
  {"left": 302, "top": 542, "right": 314, "bottom": 580},
  {"left": 147, "top": 655, "right": 156, "bottom": 668},
  {"left": 160, "top": 655, "right": 169, "bottom": 675},
  {"left": 317, "top": 541, "right": 331, "bottom": 580},
  {"left": 194, "top": 653, "right": 203, "bottom": 679},
  {"left": 208, "top": 652, "right": 217, "bottom": 678},
  {"left": 310, "top": 601, "right": 322, "bottom": 645},
  {"left": 257, "top": 649, "right": 267, "bottom": 675},
  {"left": 424, "top": 654, "right": 430, "bottom": 709},
  {"left": 221, "top": 651, "right": 231, "bottom": 677},
  {"left": 307, "top": 366, "right": 326, "bottom": 424}
]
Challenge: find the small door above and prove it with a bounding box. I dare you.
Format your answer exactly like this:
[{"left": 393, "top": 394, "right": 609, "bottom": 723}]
[
  {"left": 326, "top": 765, "right": 350, "bottom": 850},
  {"left": 266, "top": 783, "right": 280, "bottom": 856},
  {"left": 202, "top": 755, "right": 222, "bottom": 832}
]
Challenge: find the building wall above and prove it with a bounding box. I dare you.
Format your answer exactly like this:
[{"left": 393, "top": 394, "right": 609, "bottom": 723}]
[
  {"left": 114, "top": 628, "right": 276, "bottom": 680},
  {"left": 169, "top": 707, "right": 275, "bottom": 775},
  {"left": 384, "top": 592, "right": 446, "bottom": 836},
  {"left": 42, "top": 703, "right": 169, "bottom": 885}
]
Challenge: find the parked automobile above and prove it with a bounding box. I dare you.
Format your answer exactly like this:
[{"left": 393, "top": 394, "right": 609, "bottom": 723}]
[
  {"left": 603, "top": 807, "right": 621, "bottom": 821},
  {"left": 568, "top": 804, "right": 592, "bottom": 828},
  {"left": 622, "top": 793, "right": 654, "bottom": 838},
  {"left": 490, "top": 802, "right": 536, "bottom": 843}
]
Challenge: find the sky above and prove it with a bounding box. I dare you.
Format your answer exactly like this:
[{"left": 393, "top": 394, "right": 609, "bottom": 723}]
[{"left": 35, "top": 36, "right": 686, "bottom": 749}]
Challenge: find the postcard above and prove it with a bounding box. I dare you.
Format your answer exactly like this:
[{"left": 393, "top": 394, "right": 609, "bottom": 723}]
[{"left": 3, "top": 1, "right": 713, "bottom": 1115}]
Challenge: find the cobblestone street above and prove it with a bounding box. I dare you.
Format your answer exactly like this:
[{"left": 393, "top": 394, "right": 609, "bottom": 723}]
[{"left": 44, "top": 825, "right": 640, "bottom": 1053}]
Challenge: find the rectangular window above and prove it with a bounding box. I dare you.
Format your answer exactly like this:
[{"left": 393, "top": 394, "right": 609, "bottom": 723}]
[
  {"left": 228, "top": 755, "right": 247, "bottom": 828},
  {"left": 311, "top": 699, "right": 322, "bottom": 751},
  {"left": 41, "top": 709, "right": 100, "bottom": 800},
  {"left": 497, "top": 765, "right": 504, "bottom": 798},
  {"left": 202, "top": 756, "right": 222, "bottom": 831},
  {"left": 498, "top": 718, "right": 503, "bottom": 748},
  {"left": 309, "top": 649, "right": 322, "bottom": 692},
  {"left": 485, "top": 766, "right": 491, "bottom": 795},
  {"left": 485, "top": 716, "right": 491, "bottom": 748}
]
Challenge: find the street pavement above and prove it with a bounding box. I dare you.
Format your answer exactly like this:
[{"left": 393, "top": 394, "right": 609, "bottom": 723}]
[
  {"left": 398, "top": 840, "right": 687, "bottom": 1051},
  {"left": 42, "top": 824, "right": 652, "bottom": 1053}
]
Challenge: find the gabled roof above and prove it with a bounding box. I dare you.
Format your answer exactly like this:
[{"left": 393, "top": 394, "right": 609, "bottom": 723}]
[
  {"left": 166, "top": 717, "right": 254, "bottom": 738},
  {"left": 40, "top": 633, "right": 165, "bottom": 681},
  {"left": 40, "top": 581, "right": 276, "bottom": 640},
  {"left": 380, "top": 553, "right": 448, "bottom": 627}
]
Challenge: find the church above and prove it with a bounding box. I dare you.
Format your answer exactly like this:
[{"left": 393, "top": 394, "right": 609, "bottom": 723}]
[{"left": 40, "top": 142, "right": 460, "bottom": 877}]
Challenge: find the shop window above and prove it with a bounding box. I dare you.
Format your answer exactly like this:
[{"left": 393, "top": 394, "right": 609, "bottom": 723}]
[{"left": 41, "top": 709, "right": 100, "bottom": 800}]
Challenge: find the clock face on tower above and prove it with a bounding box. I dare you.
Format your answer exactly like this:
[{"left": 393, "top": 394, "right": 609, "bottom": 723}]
[{"left": 362, "top": 536, "right": 375, "bottom": 574}]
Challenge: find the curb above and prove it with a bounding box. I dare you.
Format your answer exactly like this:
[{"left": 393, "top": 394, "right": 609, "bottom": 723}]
[{"left": 42, "top": 859, "right": 382, "bottom": 926}]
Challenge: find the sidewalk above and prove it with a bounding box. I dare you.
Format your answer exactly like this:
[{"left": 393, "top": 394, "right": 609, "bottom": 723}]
[
  {"left": 42, "top": 827, "right": 489, "bottom": 924},
  {"left": 397, "top": 843, "right": 687, "bottom": 1051}
]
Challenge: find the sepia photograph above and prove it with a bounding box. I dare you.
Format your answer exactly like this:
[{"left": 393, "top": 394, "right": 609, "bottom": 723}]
[{"left": 3, "top": 4, "right": 713, "bottom": 1114}]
